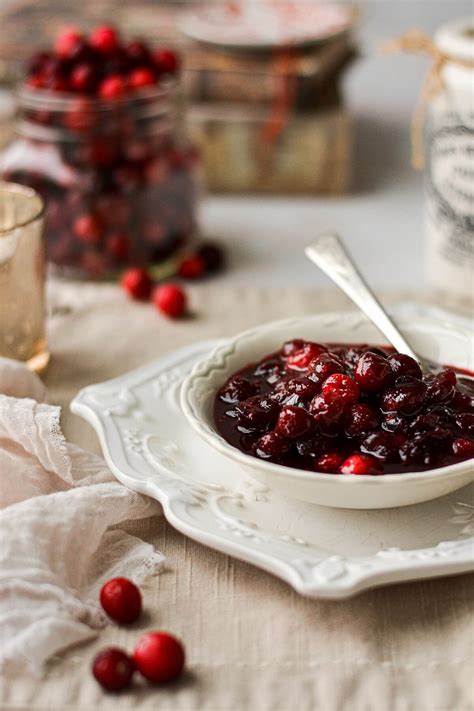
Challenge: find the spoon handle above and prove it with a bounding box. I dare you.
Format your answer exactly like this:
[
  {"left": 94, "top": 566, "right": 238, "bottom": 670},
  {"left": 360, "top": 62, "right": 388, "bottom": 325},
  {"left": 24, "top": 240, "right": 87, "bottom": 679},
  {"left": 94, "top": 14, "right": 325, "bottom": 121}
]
[{"left": 305, "top": 233, "right": 421, "bottom": 363}]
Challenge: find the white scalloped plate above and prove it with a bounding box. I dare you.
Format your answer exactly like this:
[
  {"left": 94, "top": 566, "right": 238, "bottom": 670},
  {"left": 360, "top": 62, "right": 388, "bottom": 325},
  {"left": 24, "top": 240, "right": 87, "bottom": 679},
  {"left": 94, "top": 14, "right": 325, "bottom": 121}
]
[{"left": 71, "top": 339, "right": 474, "bottom": 599}]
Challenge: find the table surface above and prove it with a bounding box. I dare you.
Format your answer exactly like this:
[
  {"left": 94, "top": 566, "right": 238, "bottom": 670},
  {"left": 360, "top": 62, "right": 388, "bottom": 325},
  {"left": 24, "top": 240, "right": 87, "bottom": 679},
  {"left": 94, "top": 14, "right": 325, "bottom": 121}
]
[{"left": 3, "top": 282, "right": 473, "bottom": 711}]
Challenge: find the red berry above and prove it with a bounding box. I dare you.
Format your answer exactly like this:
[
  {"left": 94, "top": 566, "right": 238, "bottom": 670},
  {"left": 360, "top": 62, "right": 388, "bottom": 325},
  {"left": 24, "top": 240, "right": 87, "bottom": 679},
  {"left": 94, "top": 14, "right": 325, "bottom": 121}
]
[
  {"left": 73, "top": 214, "right": 102, "bottom": 243},
  {"left": 178, "top": 255, "right": 206, "bottom": 279},
  {"left": 275, "top": 405, "right": 313, "bottom": 440},
  {"left": 355, "top": 352, "right": 392, "bottom": 392},
  {"left": 197, "top": 242, "right": 225, "bottom": 273},
  {"left": 314, "top": 452, "right": 345, "bottom": 473},
  {"left": 452, "top": 437, "right": 474, "bottom": 458},
  {"left": 153, "top": 48, "right": 180, "bottom": 75},
  {"left": 100, "top": 577, "right": 142, "bottom": 624},
  {"left": 287, "top": 343, "right": 327, "bottom": 371},
  {"left": 322, "top": 373, "right": 360, "bottom": 405},
  {"left": 345, "top": 403, "right": 379, "bottom": 437},
  {"left": 90, "top": 25, "right": 120, "bottom": 53},
  {"left": 387, "top": 353, "right": 423, "bottom": 380},
  {"left": 92, "top": 647, "right": 135, "bottom": 691},
  {"left": 153, "top": 283, "right": 186, "bottom": 318},
  {"left": 308, "top": 352, "right": 344, "bottom": 384},
  {"left": 54, "top": 27, "right": 83, "bottom": 59},
  {"left": 340, "top": 454, "right": 382, "bottom": 475},
  {"left": 99, "top": 75, "right": 127, "bottom": 100},
  {"left": 133, "top": 631, "right": 185, "bottom": 683},
  {"left": 128, "top": 67, "right": 156, "bottom": 90},
  {"left": 380, "top": 377, "right": 427, "bottom": 416},
  {"left": 70, "top": 63, "right": 96, "bottom": 92},
  {"left": 121, "top": 268, "right": 153, "bottom": 301}
]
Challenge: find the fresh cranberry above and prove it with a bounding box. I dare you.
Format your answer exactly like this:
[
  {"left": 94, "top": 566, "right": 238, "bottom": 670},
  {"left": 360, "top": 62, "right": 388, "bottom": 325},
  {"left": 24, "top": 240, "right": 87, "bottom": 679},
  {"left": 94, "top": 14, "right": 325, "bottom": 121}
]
[
  {"left": 426, "top": 369, "right": 457, "bottom": 404},
  {"left": 287, "top": 342, "right": 327, "bottom": 371},
  {"left": 153, "top": 283, "right": 186, "bottom": 318},
  {"left": 219, "top": 376, "right": 257, "bottom": 404},
  {"left": 345, "top": 403, "right": 378, "bottom": 438},
  {"left": 255, "top": 432, "right": 289, "bottom": 460},
  {"left": 100, "top": 577, "right": 142, "bottom": 624},
  {"left": 275, "top": 405, "right": 313, "bottom": 440},
  {"left": 178, "top": 255, "right": 206, "bottom": 279},
  {"left": 235, "top": 395, "right": 280, "bottom": 432},
  {"left": 340, "top": 454, "right": 382, "bottom": 475},
  {"left": 133, "top": 631, "right": 185, "bottom": 683},
  {"left": 382, "top": 413, "right": 409, "bottom": 433},
  {"left": 314, "top": 452, "right": 345, "bottom": 473},
  {"left": 128, "top": 67, "right": 156, "bottom": 90},
  {"left": 70, "top": 63, "right": 96, "bottom": 92},
  {"left": 125, "top": 40, "right": 152, "bottom": 67},
  {"left": 54, "top": 27, "right": 83, "bottom": 59},
  {"left": 153, "top": 48, "right": 180, "bottom": 75},
  {"left": 361, "top": 431, "right": 406, "bottom": 462},
  {"left": 321, "top": 373, "right": 360, "bottom": 405},
  {"left": 308, "top": 352, "right": 344, "bottom": 384},
  {"left": 197, "top": 242, "right": 225, "bottom": 273},
  {"left": 380, "top": 377, "right": 427, "bottom": 415},
  {"left": 452, "top": 437, "right": 474, "bottom": 458},
  {"left": 73, "top": 214, "right": 102, "bottom": 243},
  {"left": 273, "top": 377, "right": 320, "bottom": 405},
  {"left": 354, "top": 352, "right": 392, "bottom": 392},
  {"left": 387, "top": 353, "right": 423, "bottom": 380},
  {"left": 92, "top": 648, "right": 135, "bottom": 691},
  {"left": 98, "top": 75, "right": 127, "bottom": 100},
  {"left": 106, "top": 233, "right": 130, "bottom": 261},
  {"left": 121, "top": 267, "right": 153, "bottom": 300},
  {"left": 309, "top": 393, "right": 345, "bottom": 434},
  {"left": 90, "top": 25, "right": 120, "bottom": 53},
  {"left": 455, "top": 413, "right": 474, "bottom": 435}
]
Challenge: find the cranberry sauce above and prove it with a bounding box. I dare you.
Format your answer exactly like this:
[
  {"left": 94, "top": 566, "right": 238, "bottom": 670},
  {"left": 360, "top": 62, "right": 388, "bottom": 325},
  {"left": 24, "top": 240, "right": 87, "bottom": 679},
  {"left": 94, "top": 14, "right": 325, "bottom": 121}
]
[{"left": 214, "top": 340, "right": 474, "bottom": 475}]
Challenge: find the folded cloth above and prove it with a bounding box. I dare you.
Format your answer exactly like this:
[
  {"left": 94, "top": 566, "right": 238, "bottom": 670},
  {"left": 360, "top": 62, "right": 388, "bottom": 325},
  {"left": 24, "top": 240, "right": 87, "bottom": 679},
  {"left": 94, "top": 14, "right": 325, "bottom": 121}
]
[{"left": 0, "top": 358, "right": 164, "bottom": 673}]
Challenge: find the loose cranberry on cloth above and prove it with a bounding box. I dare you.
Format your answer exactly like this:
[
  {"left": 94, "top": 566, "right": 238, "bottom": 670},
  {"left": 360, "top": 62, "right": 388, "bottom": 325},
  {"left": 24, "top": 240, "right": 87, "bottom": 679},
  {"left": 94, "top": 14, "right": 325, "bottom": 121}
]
[
  {"left": 0, "top": 358, "right": 164, "bottom": 672},
  {"left": 133, "top": 632, "right": 185, "bottom": 683}
]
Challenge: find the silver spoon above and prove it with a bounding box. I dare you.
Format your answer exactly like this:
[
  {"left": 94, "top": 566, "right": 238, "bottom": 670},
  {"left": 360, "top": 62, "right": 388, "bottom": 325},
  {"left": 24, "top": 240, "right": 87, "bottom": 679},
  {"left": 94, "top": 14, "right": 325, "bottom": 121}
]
[{"left": 305, "top": 233, "right": 430, "bottom": 371}]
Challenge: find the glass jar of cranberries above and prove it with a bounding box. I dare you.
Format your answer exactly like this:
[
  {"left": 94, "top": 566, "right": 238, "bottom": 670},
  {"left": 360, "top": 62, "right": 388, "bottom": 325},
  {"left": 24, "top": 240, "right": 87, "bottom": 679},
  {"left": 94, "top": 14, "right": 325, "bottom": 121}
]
[{"left": 0, "top": 28, "right": 200, "bottom": 279}]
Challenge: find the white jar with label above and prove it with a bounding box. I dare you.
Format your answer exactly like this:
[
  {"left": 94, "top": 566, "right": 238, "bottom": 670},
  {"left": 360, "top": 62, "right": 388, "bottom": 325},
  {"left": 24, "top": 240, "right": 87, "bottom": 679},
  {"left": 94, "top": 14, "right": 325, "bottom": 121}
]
[{"left": 425, "top": 18, "right": 473, "bottom": 314}]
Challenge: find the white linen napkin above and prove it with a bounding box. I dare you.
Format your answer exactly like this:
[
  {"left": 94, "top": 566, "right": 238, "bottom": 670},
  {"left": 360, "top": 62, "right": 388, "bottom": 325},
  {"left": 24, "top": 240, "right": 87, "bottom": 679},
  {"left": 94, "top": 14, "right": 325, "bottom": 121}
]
[{"left": 0, "top": 358, "right": 164, "bottom": 673}]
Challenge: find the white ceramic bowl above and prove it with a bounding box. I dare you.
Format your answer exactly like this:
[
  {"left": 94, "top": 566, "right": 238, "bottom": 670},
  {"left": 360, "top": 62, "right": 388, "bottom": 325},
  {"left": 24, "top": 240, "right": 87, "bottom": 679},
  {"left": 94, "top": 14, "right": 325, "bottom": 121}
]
[{"left": 180, "top": 313, "right": 474, "bottom": 509}]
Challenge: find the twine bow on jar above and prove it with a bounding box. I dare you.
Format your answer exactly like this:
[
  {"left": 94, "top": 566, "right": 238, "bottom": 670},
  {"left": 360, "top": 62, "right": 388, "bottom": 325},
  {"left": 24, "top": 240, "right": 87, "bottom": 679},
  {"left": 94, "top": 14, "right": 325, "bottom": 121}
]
[{"left": 384, "top": 30, "right": 474, "bottom": 169}]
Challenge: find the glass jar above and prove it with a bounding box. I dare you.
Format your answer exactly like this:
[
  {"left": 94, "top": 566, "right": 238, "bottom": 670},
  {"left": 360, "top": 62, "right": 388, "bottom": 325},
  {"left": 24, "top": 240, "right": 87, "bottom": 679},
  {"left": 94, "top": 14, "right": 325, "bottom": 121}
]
[
  {"left": 0, "top": 81, "right": 200, "bottom": 279},
  {"left": 424, "top": 18, "right": 474, "bottom": 315},
  {"left": 0, "top": 182, "right": 48, "bottom": 372}
]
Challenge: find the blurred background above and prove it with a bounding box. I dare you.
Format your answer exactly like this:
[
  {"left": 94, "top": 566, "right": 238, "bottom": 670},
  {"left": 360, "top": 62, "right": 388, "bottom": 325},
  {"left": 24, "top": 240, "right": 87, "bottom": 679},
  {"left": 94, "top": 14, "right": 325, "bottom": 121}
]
[{"left": 0, "top": 0, "right": 471, "bottom": 291}]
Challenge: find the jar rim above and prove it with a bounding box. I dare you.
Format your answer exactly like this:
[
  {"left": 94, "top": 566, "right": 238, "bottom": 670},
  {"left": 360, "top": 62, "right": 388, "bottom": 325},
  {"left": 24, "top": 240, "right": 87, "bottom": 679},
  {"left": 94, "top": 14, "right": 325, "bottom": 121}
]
[
  {"left": 17, "top": 77, "right": 178, "bottom": 112},
  {"left": 0, "top": 182, "right": 45, "bottom": 234}
]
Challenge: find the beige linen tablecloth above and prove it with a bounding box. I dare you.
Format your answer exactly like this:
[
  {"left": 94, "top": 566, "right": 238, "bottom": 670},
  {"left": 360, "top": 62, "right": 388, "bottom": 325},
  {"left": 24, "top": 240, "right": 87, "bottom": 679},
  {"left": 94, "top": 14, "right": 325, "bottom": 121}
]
[{"left": 2, "top": 282, "right": 473, "bottom": 711}]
